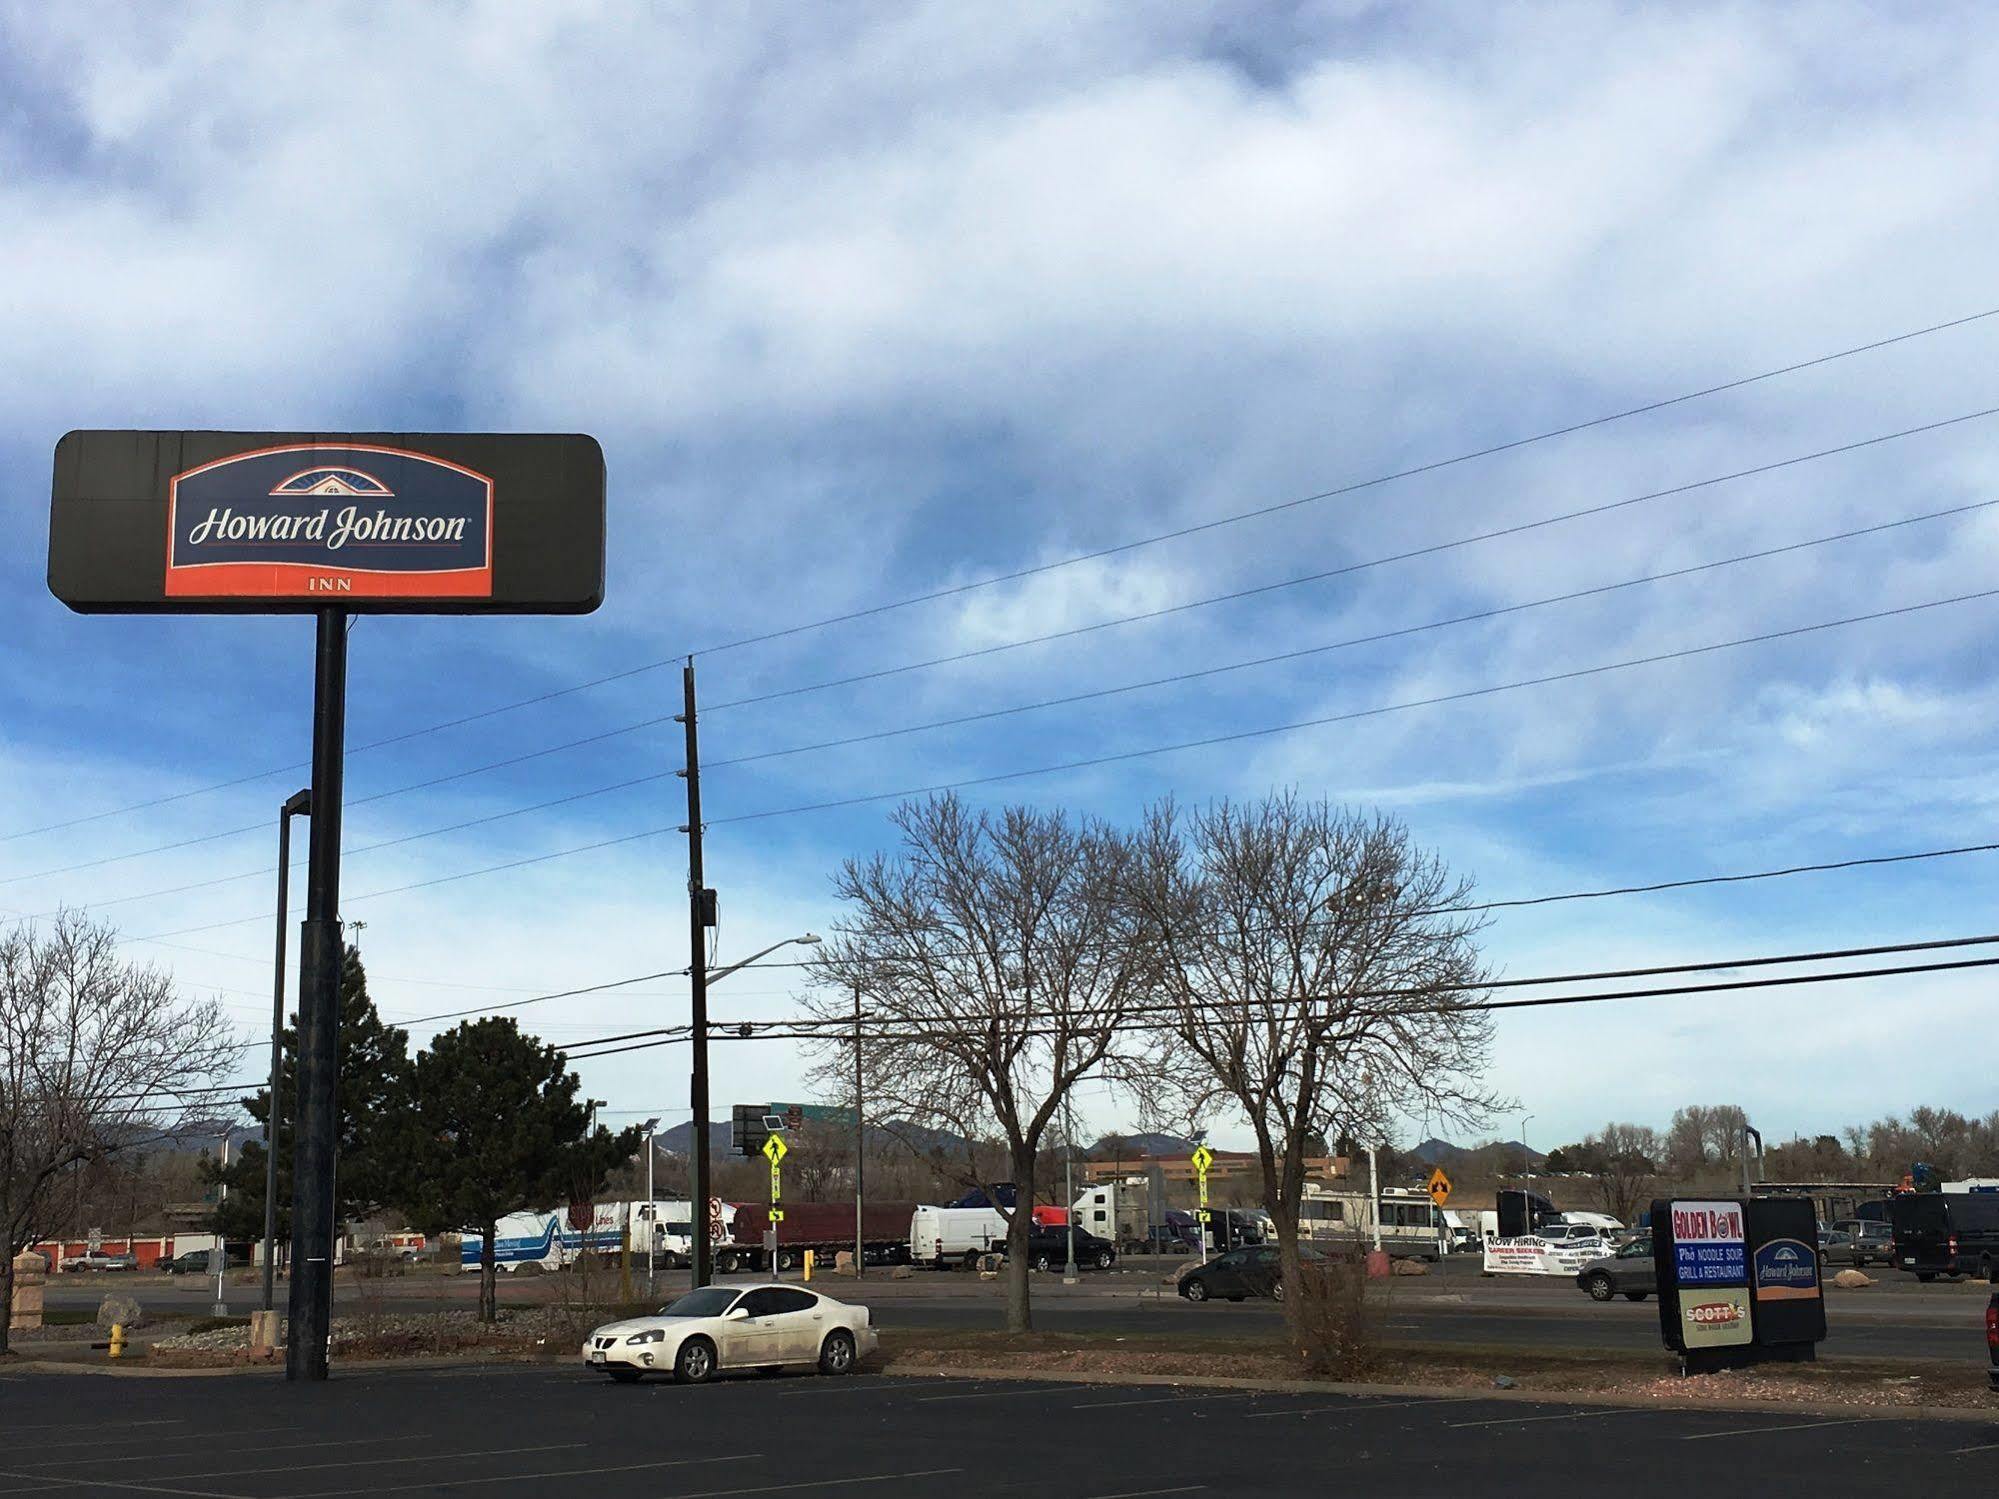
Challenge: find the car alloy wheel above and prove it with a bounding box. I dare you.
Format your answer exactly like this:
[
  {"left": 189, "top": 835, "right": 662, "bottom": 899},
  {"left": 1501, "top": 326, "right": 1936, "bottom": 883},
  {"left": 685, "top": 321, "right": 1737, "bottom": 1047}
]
[
  {"left": 818, "top": 1329, "right": 856, "bottom": 1375},
  {"left": 1586, "top": 1273, "right": 1616, "bottom": 1302},
  {"left": 1182, "top": 1279, "right": 1208, "bottom": 1302},
  {"left": 674, "top": 1337, "right": 716, "bottom": 1384}
]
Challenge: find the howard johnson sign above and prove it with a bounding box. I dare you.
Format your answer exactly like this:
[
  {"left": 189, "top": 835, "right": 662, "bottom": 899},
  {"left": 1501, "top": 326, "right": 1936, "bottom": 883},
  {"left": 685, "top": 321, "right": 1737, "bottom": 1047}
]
[
  {"left": 167, "top": 445, "right": 493, "bottom": 600},
  {"left": 50, "top": 431, "right": 603, "bottom": 613}
]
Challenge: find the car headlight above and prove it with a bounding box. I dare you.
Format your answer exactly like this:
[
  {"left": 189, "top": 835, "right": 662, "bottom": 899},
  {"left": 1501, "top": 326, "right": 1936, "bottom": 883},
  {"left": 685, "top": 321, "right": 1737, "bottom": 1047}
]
[{"left": 625, "top": 1329, "right": 665, "bottom": 1345}]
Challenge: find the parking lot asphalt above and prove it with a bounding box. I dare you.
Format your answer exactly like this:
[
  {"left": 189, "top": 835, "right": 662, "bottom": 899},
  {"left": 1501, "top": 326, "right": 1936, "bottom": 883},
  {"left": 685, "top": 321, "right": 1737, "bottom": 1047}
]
[
  {"left": 46, "top": 1258, "right": 1988, "bottom": 1364},
  {"left": 0, "top": 1363, "right": 1994, "bottom": 1497}
]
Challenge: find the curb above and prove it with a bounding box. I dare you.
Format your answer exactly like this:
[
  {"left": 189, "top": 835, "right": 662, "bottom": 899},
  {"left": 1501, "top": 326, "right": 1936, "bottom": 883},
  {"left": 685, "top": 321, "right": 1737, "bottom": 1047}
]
[{"left": 871, "top": 1363, "right": 1999, "bottom": 1424}]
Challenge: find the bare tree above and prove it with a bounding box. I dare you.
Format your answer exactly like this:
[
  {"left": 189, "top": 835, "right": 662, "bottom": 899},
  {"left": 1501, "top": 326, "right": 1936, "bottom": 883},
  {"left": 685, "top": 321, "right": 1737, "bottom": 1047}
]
[
  {"left": 1, "top": 913, "right": 233, "bottom": 1352},
  {"left": 1577, "top": 1122, "right": 1662, "bottom": 1224},
  {"left": 1126, "top": 795, "right": 1502, "bottom": 1346},
  {"left": 803, "top": 796, "right": 1149, "bottom": 1331}
]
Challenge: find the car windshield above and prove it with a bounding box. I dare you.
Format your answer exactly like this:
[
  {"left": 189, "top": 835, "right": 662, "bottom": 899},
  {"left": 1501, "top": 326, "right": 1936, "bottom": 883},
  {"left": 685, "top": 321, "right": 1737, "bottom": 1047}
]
[{"left": 658, "top": 1287, "right": 739, "bottom": 1318}]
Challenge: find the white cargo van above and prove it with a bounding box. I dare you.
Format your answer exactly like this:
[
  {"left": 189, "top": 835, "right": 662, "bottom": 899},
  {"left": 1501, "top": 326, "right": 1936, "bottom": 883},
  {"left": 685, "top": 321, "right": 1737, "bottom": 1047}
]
[{"left": 909, "top": 1205, "right": 1008, "bottom": 1266}]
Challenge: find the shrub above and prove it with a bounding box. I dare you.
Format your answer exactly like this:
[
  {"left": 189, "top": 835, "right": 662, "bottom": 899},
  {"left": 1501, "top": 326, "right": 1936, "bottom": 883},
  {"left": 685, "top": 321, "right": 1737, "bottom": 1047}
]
[{"left": 1289, "top": 1251, "right": 1380, "bottom": 1379}]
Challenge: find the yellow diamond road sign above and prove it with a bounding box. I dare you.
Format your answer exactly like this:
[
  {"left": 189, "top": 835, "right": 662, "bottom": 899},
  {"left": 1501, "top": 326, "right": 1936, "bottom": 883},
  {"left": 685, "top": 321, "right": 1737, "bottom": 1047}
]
[
  {"left": 1426, "top": 1166, "right": 1452, "bottom": 1207},
  {"left": 762, "top": 1133, "right": 788, "bottom": 1165},
  {"left": 1190, "top": 1145, "right": 1214, "bottom": 1176}
]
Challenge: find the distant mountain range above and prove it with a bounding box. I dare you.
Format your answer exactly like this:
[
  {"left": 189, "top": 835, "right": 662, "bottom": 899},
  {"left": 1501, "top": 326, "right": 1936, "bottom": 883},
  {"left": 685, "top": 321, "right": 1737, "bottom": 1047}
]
[
  {"left": 1086, "top": 1132, "right": 1194, "bottom": 1159},
  {"left": 1408, "top": 1137, "right": 1545, "bottom": 1169},
  {"left": 653, "top": 1118, "right": 972, "bottom": 1158}
]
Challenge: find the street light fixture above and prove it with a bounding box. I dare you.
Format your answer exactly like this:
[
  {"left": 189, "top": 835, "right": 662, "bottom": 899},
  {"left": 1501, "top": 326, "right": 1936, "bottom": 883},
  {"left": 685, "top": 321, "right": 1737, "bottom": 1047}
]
[
  {"left": 702, "top": 932, "right": 822, "bottom": 986},
  {"left": 689, "top": 932, "right": 823, "bottom": 1289}
]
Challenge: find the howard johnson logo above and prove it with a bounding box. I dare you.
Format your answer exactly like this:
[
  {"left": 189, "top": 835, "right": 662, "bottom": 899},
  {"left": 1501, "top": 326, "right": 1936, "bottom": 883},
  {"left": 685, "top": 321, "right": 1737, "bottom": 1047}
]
[
  {"left": 1752, "top": 1237, "right": 1822, "bottom": 1299},
  {"left": 165, "top": 444, "right": 493, "bottom": 599}
]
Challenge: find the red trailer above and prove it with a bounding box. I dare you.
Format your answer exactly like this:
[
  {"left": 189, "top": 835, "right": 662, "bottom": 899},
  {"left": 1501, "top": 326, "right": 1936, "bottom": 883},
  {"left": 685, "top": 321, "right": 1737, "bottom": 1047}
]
[{"left": 715, "top": 1201, "right": 918, "bottom": 1274}]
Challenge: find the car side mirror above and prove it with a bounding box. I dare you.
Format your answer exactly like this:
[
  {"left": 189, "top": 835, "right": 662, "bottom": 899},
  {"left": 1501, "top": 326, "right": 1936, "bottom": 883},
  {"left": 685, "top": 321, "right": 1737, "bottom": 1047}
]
[{"left": 724, "top": 1306, "right": 750, "bottom": 1321}]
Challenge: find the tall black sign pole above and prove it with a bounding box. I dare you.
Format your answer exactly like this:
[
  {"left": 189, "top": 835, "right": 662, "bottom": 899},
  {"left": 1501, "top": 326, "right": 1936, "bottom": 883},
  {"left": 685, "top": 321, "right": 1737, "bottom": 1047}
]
[
  {"left": 287, "top": 608, "right": 348, "bottom": 1381},
  {"left": 679, "top": 658, "right": 713, "bottom": 1289}
]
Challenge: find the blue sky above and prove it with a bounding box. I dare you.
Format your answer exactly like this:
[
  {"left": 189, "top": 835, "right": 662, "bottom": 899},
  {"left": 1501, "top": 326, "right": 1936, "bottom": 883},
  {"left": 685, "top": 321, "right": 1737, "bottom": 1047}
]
[{"left": 3, "top": 2, "right": 1997, "bottom": 1159}]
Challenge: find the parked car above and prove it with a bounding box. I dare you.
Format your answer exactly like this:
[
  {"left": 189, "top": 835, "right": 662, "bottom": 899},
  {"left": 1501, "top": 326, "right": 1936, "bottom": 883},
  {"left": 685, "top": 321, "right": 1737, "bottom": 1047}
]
[
  {"left": 1534, "top": 1222, "right": 1610, "bottom": 1247},
  {"left": 580, "top": 1283, "right": 876, "bottom": 1384},
  {"left": 1125, "top": 1225, "right": 1197, "bottom": 1256},
  {"left": 1574, "top": 1236, "right": 1656, "bottom": 1302},
  {"left": 164, "top": 1247, "right": 246, "bottom": 1274},
  {"left": 60, "top": 1251, "right": 137, "bottom": 1273},
  {"left": 1827, "top": 1220, "right": 1894, "bottom": 1267},
  {"left": 1007, "top": 1226, "right": 1117, "bottom": 1272},
  {"left": 1178, "top": 1243, "right": 1329, "bottom": 1303}
]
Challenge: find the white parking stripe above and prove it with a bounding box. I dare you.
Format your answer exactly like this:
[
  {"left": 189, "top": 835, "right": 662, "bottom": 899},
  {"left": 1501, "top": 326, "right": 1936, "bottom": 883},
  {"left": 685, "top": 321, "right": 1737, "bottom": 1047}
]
[
  {"left": 0, "top": 1470, "right": 236, "bottom": 1499},
  {"left": 660, "top": 1471, "right": 961, "bottom": 1498},
  {"left": 164, "top": 1443, "right": 582, "bottom": 1482},
  {"left": 917, "top": 1385, "right": 1080, "bottom": 1402},
  {"left": 1953, "top": 1438, "right": 1999, "bottom": 1454},
  {"left": 1447, "top": 1407, "right": 1652, "bottom": 1430},
  {"left": 1681, "top": 1419, "right": 1863, "bottom": 1441},
  {"left": 19, "top": 1427, "right": 298, "bottom": 1452},
  {"left": 0, "top": 1449, "right": 576, "bottom": 1499},
  {"left": 1070, "top": 1391, "right": 1265, "bottom": 1410},
  {"left": 1241, "top": 1397, "right": 1445, "bottom": 1418},
  {"left": 1083, "top": 1488, "right": 1206, "bottom": 1498},
  {"left": 15, "top": 1436, "right": 432, "bottom": 1470},
  {"left": 292, "top": 1452, "right": 764, "bottom": 1497},
  {"left": 0, "top": 1421, "right": 184, "bottom": 1434}
]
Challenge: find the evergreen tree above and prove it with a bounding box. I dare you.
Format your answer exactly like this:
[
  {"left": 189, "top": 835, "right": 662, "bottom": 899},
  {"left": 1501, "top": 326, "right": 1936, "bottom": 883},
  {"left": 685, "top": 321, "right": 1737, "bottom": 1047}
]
[
  {"left": 201, "top": 943, "right": 410, "bottom": 1247},
  {"left": 391, "top": 1017, "right": 640, "bottom": 1322}
]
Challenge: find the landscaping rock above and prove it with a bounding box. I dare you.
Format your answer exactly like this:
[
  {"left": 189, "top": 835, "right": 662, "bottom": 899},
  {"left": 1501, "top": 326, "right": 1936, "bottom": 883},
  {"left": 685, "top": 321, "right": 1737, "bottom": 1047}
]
[
  {"left": 1832, "top": 1269, "right": 1875, "bottom": 1289},
  {"left": 95, "top": 1294, "right": 144, "bottom": 1330},
  {"left": 887, "top": 1265, "right": 914, "bottom": 1280},
  {"left": 1390, "top": 1258, "right": 1430, "bottom": 1276},
  {"left": 1493, "top": 1374, "right": 1517, "bottom": 1389}
]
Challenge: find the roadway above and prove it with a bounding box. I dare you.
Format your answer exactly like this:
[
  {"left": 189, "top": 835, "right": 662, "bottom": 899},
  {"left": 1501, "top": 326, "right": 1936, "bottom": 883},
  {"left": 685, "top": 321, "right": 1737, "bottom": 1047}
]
[
  {"left": 45, "top": 1254, "right": 1990, "bottom": 1365},
  {"left": 1, "top": 1359, "right": 1993, "bottom": 1495}
]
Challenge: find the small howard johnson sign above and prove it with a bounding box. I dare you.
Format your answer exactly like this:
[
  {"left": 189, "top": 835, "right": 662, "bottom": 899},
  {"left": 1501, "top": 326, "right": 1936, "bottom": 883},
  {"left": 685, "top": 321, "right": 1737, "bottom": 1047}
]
[{"left": 166, "top": 445, "right": 493, "bottom": 600}]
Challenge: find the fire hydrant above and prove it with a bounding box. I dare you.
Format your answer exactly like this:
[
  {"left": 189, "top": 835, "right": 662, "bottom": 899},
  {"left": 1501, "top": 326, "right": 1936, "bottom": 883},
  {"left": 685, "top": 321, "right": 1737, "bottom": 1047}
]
[{"left": 109, "top": 1322, "right": 126, "bottom": 1360}]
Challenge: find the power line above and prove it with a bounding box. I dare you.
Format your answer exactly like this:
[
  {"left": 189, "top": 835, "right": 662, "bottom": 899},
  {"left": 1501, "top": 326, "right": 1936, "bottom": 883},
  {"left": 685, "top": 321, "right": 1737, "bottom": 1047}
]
[
  {"left": 701, "top": 500, "right": 1998, "bottom": 772},
  {"left": 551, "top": 930, "right": 1997, "bottom": 1055},
  {"left": 12, "top": 304, "right": 1994, "bottom": 846},
  {"left": 681, "top": 312, "right": 1999, "bottom": 659},
  {"left": 699, "top": 417, "right": 1999, "bottom": 718},
  {"left": 41, "top": 494, "right": 1985, "bottom": 920},
  {"left": 561, "top": 953, "right": 1999, "bottom": 1060},
  {"left": 704, "top": 587, "right": 1999, "bottom": 826},
  {"left": 118, "top": 586, "right": 1999, "bottom": 945}
]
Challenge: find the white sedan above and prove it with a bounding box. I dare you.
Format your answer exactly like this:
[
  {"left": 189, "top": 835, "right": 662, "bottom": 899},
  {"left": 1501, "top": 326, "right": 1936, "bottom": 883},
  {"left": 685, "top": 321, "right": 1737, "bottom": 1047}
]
[{"left": 581, "top": 1283, "right": 878, "bottom": 1384}]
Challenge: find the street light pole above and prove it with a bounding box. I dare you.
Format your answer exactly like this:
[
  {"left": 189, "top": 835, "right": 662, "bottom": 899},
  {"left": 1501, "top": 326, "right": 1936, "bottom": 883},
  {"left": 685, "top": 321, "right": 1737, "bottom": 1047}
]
[
  {"left": 678, "top": 660, "right": 714, "bottom": 1289},
  {"left": 213, "top": 1133, "right": 231, "bottom": 1317},
  {"left": 1062, "top": 1096, "right": 1079, "bottom": 1284},
  {"left": 642, "top": 1117, "right": 659, "bottom": 1289},
  {"left": 852, "top": 982, "right": 865, "bottom": 1282},
  {"left": 263, "top": 788, "right": 310, "bottom": 1314}
]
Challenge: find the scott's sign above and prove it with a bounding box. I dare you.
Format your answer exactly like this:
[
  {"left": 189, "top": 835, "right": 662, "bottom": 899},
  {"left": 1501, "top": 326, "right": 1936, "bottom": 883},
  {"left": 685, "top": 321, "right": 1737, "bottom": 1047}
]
[{"left": 166, "top": 445, "right": 494, "bottom": 600}]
